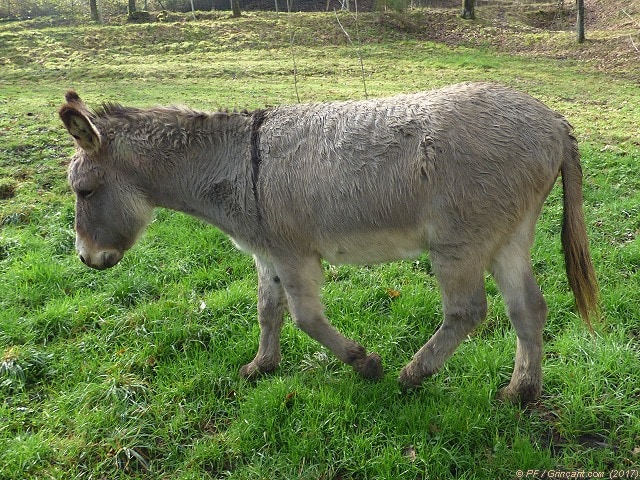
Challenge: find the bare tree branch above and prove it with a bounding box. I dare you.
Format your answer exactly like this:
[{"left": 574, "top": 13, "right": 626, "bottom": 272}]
[
  {"left": 621, "top": 10, "right": 639, "bottom": 53},
  {"left": 334, "top": 3, "right": 368, "bottom": 99},
  {"left": 287, "top": 3, "right": 300, "bottom": 103}
]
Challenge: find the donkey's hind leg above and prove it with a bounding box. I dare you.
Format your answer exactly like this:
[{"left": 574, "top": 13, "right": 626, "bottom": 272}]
[
  {"left": 491, "top": 229, "right": 548, "bottom": 404},
  {"left": 277, "top": 255, "right": 383, "bottom": 379},
  {"left": 399, "top": 257, "right": 487, "bottom": 389},
  {"left": 240, "top": 256, "right": 288, "bottom": 378}
]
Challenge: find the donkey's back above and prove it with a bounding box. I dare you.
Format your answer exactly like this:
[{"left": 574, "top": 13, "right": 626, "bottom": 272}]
[{"left": 257, "top": 83, "right": 570, "bottom": 267}]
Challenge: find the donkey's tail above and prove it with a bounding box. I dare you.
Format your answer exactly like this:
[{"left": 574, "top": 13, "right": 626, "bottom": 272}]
[{"left": 560, "top": 134, "right": 600, "bottom": 330}]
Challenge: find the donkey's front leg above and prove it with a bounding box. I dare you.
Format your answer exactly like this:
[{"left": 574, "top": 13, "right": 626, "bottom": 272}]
[
  {"left": 240, "top": 256, "right": 287, "bottom": 379},
  {"left": 279, "top": 256, "right": 383, "bottom": 379}
]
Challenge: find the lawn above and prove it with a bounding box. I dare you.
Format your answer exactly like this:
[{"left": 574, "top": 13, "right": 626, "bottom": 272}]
[{"left": 1, "top": 6, "right": 639, "bottom": 479}]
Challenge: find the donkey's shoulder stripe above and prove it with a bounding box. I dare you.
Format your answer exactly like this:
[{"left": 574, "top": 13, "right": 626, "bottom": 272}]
[{"left": 250, "top": 108, "right": 268, "bottom": 218}]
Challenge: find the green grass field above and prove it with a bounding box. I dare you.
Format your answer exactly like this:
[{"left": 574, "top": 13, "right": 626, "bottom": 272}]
[{"left": 1, "top": 7, "right": 640, "bottom": 479}]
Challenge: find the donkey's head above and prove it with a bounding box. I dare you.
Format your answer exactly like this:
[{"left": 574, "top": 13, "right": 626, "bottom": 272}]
[{"left": 59, "top": 91, "right": 154, "bottom": 270}]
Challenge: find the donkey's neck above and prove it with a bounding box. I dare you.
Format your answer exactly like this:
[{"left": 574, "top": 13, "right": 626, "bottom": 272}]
[{"left": 114, "top": 108, "right": 263, "bottom": 240}]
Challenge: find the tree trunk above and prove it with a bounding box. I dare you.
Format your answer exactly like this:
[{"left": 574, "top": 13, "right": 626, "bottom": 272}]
[
  {"left": 231, "top": 0, "right": 241, "bottom": 17},
  {"left": 89, "top": 0, "right": 100, "bottom": 22},
  {"left": 461, "top": 0, "right": 475, "bottom": 20},
  {"left": 576, "top": 0, "right": 585, "bottom": 43},
  {"left": 128, "top": 0, "right": 136, "bottom": 15}
]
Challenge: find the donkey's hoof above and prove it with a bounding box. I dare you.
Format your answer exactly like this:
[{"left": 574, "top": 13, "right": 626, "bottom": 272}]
[
  {"left": 239, "top": 363, "right": 260, "bottom": 380},
  {"left": 397, "top": 364, "right": 425, "bottom": 391},
  {"left": 497, "top": 384, "right": 541, "bottom": 405},
  {"left": 353, "top": 353, "right": 384, "bottom": 380},
  {"left": 239, "top": 359, "right": 279, "bottom": 380}
]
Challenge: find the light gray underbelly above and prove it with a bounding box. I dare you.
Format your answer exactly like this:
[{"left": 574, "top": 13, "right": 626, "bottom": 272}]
[{"left": 319, "top": 229, "right": 427, "bottom": 265}]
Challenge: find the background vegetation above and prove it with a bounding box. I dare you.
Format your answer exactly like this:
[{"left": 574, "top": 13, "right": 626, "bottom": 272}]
[
  {"left": 0, "top": 0, "right": 454, "bottom": 19},
  {"left": 1, "top": 0, "right": 639, "bottom": 478}
]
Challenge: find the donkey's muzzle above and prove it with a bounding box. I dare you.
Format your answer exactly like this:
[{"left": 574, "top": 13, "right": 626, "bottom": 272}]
[{"left": 78, "top": 249, "right": 123, "bottom": 270}]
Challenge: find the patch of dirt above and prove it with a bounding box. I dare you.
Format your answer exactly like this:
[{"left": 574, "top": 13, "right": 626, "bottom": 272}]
[
  {"left": 585, "top": 0, "right": 640, "bottom": 30},
  {"left": 527, "top": 400, "right": 620, "bottom": 463},
  {"left": 0, "top": 180, "right": 16, "bottom": 200}
]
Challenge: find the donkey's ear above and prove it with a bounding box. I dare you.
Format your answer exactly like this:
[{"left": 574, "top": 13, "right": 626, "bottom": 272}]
[{"left": 59, "top": 91, "right": 102, "bottom": 154}]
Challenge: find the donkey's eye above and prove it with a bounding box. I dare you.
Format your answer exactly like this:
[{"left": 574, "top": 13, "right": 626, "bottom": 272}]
[{"left": 77, "top": 189, "right": 95, "bottom": 199}]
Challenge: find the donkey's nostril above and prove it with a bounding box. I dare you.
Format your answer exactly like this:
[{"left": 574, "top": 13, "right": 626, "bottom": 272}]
[
  {"left": 102, "top": 250, "right": 123, "bottom": 269},
  {"left": 79, "top": 254, "right": 87, "bottom": 265}
]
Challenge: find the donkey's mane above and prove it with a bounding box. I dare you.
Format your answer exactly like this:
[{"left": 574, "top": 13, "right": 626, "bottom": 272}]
[
  {"left": 94, "top": 102, "right": 254, "bottom": 123},
  {"left": 95, "top": 102, "right": 139, "bottom": 118},
  {"left": 94, "top": 102, "right": 211, "bottom": 121},
  {"left": 88, "top": 101, "right": 264, "bottom": 155}
]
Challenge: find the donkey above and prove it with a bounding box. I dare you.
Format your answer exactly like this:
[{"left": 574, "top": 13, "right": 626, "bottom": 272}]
[{"left": 59, "top": 82, "right": 599, "bottom": 403}]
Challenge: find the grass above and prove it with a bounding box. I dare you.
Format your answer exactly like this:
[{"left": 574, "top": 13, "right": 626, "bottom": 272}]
[{"left": 1, "top": 6, "right": 640, "bottom": 479}]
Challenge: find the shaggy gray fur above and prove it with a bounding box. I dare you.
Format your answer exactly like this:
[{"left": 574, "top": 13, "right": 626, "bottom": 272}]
[{"left": 60, "top": 82, "right": 599, "bottom": 403}]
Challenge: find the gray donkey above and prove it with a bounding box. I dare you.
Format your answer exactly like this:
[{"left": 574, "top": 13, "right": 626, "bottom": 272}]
[{"left": 59, "top": 82, "right": 599, "bottom": 403}]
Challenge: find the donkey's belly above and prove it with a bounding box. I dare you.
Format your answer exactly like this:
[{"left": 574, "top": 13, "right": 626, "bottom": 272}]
[{"left": 320, "top": 230, "right": 426, "bottom": 265}]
